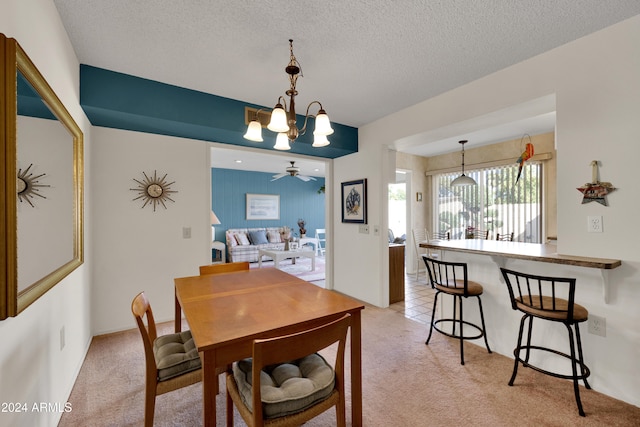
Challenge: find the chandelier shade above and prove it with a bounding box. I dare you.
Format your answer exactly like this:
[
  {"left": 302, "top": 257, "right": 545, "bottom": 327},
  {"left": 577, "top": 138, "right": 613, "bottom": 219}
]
[
  {"left": 312, "top": 133, "right": 330, "bottom": 147},
  {"left": 273, "top": 133, "right": 291, "bottom": 150},
  {"left": 243, "top": 120, "right": 264, "bottom": 142},
  {"left": 267, "top": 104, "right": 289, "bottom": 133},
  {"left": 244, "top": 39, "right": 332, "bottom": 150},
  {"left": 451, "top": 140, "right": 477, "bottom": 186}
]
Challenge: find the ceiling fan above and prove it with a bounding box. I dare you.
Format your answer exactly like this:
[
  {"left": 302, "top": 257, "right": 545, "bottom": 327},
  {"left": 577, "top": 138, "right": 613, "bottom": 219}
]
[{"left": 271, "top": 161, "right": 317, "bottom": 182}]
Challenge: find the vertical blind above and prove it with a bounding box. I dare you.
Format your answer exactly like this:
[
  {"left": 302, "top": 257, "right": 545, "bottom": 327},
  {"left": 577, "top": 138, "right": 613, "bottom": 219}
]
[{"left": 434, "top": 162, "right": 542, "bottom": 242}]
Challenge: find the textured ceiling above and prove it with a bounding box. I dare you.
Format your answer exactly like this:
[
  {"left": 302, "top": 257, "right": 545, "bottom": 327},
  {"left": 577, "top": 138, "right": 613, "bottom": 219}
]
[{"left": 53, "top": 0, "right": 640, "bottom": 164}]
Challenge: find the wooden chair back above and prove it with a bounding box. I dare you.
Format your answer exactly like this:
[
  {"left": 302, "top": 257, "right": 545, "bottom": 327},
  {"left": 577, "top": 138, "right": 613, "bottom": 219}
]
[
  {"left": 227, "top": 314, "right": 351, "bottom": 427},
  {"left": 431, "top": 231, "right": 450, "bottom": 240},
  {"left": 131, "top": 292, "right": 157, "bottom": 363},
  {"left": 467, "top": 229, "right": 489, "bottom": 239},
  {"left": 496, "top": 232, "right": 514, "bottom": 241},
  {"left": 199, "top": 261, "right": 249, "bottom": 275}
]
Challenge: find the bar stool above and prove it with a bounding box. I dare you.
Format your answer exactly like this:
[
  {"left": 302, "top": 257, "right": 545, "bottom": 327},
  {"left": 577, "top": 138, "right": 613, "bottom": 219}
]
[
  {"left": 500, "top": 268, "right": 591, "bottom": 416},
  {"left": 422, "top": 255, "right": 492, "bottom": 365}
]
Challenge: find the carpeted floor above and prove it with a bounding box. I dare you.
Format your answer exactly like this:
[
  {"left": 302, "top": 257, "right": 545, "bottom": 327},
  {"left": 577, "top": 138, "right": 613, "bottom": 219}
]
[{"left": 59, "top": 298, "right": 640, "bottom": 426}]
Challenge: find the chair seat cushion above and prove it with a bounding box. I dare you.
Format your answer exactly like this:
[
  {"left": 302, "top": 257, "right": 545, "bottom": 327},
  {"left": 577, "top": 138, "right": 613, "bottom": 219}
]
[
  {"left": 153, "top": 330, "right": 201, "bottom": 381},
  {"left": 232, "top": 353, "right": 335, "bottom": 419},
  {"left": 435, "top": 279, "right": 483, "bottom": 296},
  {"left": 516, "top": 296, "right": 589, "bottom": 321}
]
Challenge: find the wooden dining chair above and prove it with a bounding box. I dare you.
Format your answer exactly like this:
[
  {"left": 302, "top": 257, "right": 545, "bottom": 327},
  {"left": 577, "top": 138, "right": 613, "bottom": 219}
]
[
  {"left": 199, "top": 261, "right": 249, "bottom": 275},
  {"left": 431, "top": 230, "right": 450, "bottom": 241},
  {"left": 412, "top": 228, "right": 428, "bottom": 280},
  {"left": 226, "top": 314, "right": 351, "bottom": 427},
  {"left": 496, "top": 232, "right": 514, "bottom": 241},
  {"left": 131, "top": 292, "right": 202, "bottom": 427},
  {"left": 466, "top": 228, "right": 489, "bottom": 239}
]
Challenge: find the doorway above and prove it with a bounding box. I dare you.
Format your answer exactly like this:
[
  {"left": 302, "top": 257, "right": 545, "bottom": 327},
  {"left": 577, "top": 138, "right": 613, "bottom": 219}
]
[{"left": 388, "top": 170, "right": 409, "bottom": 244}]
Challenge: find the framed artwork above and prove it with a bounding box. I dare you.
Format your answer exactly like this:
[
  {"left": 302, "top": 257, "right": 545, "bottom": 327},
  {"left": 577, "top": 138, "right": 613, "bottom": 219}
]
[
  {"left": 246, "top": 193, "right": 280, "bottom": 220},
  {"left": 341, "top": 179, "right": 367, "bottom": 223}
]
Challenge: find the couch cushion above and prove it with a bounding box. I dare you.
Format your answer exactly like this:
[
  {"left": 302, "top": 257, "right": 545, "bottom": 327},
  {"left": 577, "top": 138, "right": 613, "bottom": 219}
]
[
  {"left": 267, "top": 230, "right": 281, "bottom": 243},
  {"left": 232, "top": 353, "right": 335, "bottom": 419},
  {"left": 235, "top": 232, "right": 251, "bottom": 246},
  {"left": 249, "top": 230, "right": 269, "bottom": 245},
  {"left": 153, "top": 330, "right": 201, "bottom": 381}
]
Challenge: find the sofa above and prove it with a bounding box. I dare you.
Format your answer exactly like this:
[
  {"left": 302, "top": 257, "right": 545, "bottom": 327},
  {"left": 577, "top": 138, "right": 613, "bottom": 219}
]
[{"left": 225, "top": 227, "right": 288, "bottom": 263}]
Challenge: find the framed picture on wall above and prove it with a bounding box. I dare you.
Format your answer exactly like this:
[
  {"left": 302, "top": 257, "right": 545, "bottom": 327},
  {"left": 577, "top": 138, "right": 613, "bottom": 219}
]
[
  {"left": 246, "top": 193, "right": 280, "bottom": 220},
  {"left": 341, "top": 179, "right": 367, "bottom": 223}
]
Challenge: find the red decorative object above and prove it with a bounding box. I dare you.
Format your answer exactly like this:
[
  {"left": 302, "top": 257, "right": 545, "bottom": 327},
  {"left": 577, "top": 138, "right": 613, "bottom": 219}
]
[
  {"left": 577, "top": 160, "right": 616, "bottom": 206},
  {"left": 515, "top": 141, "right": 534, "bottom": 184}
]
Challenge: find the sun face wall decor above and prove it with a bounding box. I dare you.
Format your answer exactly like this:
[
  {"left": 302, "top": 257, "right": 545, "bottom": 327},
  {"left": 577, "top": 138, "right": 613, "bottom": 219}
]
[
  {"left": 130, "top": 170, "right": 177, "bottom": 211},
  {"left": 17, "top": 163, "right": 50, "bottom": 207}
]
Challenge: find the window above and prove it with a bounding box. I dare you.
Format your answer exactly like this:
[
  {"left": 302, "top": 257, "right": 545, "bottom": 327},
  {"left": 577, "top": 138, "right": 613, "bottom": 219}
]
[{"left": 435, "top": 162, "right": 542, "bottom": 242}]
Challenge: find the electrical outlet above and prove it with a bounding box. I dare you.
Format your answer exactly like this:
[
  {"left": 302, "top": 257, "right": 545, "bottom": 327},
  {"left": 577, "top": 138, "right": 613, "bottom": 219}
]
[
  {"left": 587, "top": 216, "right": 603, "bottom": 233},
  {"left": 588, "top": 314, "right": 606, "bottom": 337}
]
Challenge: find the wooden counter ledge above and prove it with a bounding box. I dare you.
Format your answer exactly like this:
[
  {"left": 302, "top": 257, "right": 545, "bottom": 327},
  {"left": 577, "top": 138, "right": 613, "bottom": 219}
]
[
  {"left": 420, "top": 239, "right": 621, "bottom": 303},
  {"left": 420, "top": 239, "right": 621, "bottom": 270}
]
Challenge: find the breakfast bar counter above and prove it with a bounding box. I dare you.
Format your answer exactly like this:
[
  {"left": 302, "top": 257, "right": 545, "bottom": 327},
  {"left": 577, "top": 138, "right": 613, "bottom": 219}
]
[
  {"left": 420, "top": 239, "right": 622, "bottom": 302},
  {"left": 420, "top": 239, "right": 621, "bottom": 269}
]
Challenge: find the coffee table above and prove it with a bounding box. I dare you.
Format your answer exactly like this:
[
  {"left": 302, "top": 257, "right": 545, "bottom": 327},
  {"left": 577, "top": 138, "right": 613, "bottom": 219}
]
[{"left": 258, "top": 248, "right": 316, "bottom": 271}]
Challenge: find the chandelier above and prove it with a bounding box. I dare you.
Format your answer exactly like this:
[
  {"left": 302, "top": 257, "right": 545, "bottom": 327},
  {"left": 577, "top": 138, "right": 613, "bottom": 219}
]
[{"left": 243, "top": 39, "right": 334, "bottom": 150}]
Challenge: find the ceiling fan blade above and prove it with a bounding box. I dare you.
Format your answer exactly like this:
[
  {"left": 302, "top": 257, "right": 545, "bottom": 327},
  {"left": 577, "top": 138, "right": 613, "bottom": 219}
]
[
  {"left": 271, "top": 173, "right": 287, "bottom": 181},
  {"left": 297, "top": 175, "right": 317, "bottom": 182}
]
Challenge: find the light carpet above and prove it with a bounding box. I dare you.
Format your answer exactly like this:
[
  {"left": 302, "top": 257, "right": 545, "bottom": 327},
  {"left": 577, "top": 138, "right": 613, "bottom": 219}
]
[{"left": 59, "top": 304, "right": 640, "bottom": 426}]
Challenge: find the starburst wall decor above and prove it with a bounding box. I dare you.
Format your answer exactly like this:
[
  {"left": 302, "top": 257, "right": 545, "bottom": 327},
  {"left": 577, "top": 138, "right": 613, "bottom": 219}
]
[
  {"left": 17, "top": 163, "right": 50, "bottom": 207},
  {"left": 130, "top": 170, "right": 177, "bottom": 211}
]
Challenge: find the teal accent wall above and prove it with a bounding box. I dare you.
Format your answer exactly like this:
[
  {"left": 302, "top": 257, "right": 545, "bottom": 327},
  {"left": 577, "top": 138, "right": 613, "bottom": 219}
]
[
  {"left": 80, "top": 65, "right": 358, "bottom": 159},
  {"left": 211, "top": 168, "right": 325, "bottom": 242}
]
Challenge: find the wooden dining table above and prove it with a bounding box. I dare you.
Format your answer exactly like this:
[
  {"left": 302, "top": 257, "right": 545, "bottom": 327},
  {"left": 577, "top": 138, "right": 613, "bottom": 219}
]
[{"left": 174, "top": 268, "right": 365, "bottom": 426}]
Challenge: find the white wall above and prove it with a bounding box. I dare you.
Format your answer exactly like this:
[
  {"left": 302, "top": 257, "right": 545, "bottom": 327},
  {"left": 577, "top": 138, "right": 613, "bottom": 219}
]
[
  {"left": 91, "top": 127, "right": 212, "bottom": 333},
  {"left": 0, "top": 1, "right": 93, "bottom": 426},
  {"left": 332, "top": 15, "right": 640, "bottom": 406}
]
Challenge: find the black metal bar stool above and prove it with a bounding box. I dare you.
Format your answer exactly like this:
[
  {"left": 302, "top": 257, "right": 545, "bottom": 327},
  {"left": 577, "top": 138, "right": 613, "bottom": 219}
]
[
  {"left": 422, "top": 255, "right": 492, "bottom": 365},
  {"left": 500, "top": 268, "right": 591, "bottom": 416}
]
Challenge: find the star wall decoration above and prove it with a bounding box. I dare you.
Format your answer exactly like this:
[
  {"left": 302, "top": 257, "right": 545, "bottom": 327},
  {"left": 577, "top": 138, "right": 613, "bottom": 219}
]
[{"left": 577, "top": 160, "right": 616, "bottom": 206}]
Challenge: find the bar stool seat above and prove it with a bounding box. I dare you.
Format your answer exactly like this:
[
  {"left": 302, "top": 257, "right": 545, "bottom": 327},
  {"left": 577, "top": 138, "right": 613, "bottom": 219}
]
[
  {"left": 422, "top": 255, "right": 492, "bottom": 365},
  {"left": 501, "top": 268, "right": 591, "bottom": 417}
]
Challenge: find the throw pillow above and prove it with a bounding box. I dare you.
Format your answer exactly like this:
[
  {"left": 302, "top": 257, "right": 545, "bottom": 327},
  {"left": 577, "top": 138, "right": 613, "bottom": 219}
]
[
  {"left": 235, "top": 232, "right": 251, "bottom": 246},
  {"left": 267, "top": 230, "right": 281, "bottom": 243},
  {"left": 249, "top": 230, "right": 269, "bottom": 245}
]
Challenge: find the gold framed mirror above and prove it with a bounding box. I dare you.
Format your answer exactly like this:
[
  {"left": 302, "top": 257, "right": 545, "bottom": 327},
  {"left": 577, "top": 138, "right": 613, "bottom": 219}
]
[{"left": 1, "top": 34, "right": 84, "bottom": 319}]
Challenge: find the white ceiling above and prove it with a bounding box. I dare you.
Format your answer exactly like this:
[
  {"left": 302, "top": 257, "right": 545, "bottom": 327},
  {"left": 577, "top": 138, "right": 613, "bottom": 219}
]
[{"left": 53, "top": 0, "right": 640, "bottom": 171}]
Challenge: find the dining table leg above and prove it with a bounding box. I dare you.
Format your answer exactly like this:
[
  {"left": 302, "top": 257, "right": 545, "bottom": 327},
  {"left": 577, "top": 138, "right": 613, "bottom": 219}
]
[
  {"left": 351, "top": 309, "right": 363, "bottom": 426},
  {"left": 202, "top": 351, "right": 218, "bottom": 427},
  {"left": 174, "top": 290, "right": 181, "bottom": 332}
]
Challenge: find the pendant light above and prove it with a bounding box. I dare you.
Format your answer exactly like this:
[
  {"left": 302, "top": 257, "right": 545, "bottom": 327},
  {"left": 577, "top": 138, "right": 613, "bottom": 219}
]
[{"left": 451, "top": 140, "right": 477, "bottom": 186}]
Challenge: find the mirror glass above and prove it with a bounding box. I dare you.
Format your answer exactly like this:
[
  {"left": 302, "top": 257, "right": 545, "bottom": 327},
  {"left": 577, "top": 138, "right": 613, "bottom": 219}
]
[
  {"left": 17, "top": 71, "right": 75, "bottom": 291},
  {"left": 1, "top": 34, "right": 84, "bottom": 319}
]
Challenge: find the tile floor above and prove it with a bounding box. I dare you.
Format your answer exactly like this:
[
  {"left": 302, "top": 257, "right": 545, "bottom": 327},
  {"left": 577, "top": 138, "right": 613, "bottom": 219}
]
[
  {"left": 389, "top": 269, "right": 435, "bottom": 325},
  {"left": 313, "top": 266, "right": 436, "bottom": 325}
]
